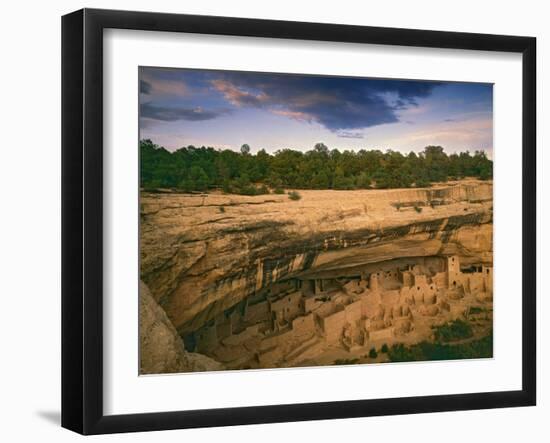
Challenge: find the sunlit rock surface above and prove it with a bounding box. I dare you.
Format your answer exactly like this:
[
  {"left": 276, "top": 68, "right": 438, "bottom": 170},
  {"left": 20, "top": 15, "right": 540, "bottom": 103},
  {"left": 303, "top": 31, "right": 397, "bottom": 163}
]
[
  {"left": 140, "top": 179, "right": 493, "bottom": 340},
  {"left": 139, "top": 280, "right": 224, "bottom": 374}
]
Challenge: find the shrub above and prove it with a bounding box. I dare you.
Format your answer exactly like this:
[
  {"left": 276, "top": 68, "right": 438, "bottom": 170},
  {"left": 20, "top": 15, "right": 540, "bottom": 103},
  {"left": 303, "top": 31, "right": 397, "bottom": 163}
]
[
  {"left": 368, "top": 347, "right": 378, "bottom": 359},
  {"left": 273, "top": 187, "right": 285, "bottom": 194},
  {"left": 256, "top": 184, "right": 270, "bottom": 195},
  {"left": 388, "top": 333, "right": 493, "bottom": 362},
  {"left": 222, "top": 181, "right": 272, "bottom": 196},
  {"left": 356, "top": 171, "right": 372, "bottom": 189},
  {"left": 219, "top": 206, "right": 225, "bottom": 213},
  {"left": 414, "top": 205, "right": 423, "bottom": 213},
  {"left": 288, "top": 191, "right": 302, "bottom": 201},
  {"left": 433, "top": 319, "right": 473, "bottom": 342},
  {"left": 237, "top": 184, "right": 259, "bottom": 196},
  {"left": 381, "top": 343, "right": 389, "bottom": 353},
  {"left": 415, "top": 179, "right": 431, "bottom": 188},
  {"left": 221, "top": 179, "right": 232, "bottom": 194}
]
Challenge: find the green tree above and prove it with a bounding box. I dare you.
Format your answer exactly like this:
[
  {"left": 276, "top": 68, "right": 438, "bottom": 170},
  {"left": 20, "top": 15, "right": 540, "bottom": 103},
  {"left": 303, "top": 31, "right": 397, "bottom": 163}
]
[
  {"left": 372, "top": 170, "right": 391, "bottom": 189},
  {"left": 313, "top": 142, "right": 329, "bottom": 155},
  {"left": 311, "top": 170, "right": 330, "bottom": 189},
  {"left": 179, "top": 165, "right": 209, "bottom": 192},
  {"left": 333, "top": 166, "right": 354, "bottom": 190},
  {"left": 356, "top": 171, "right": 372, "bottom": 189},
  {"left": 232, "top": 173, "right": 257, "bottom": 195},
  {"left": 423, "top": 145, "right": 449, "bottom": 182},
  {"left": 139, "top": 140, "right": 492, "bottom": 193}
]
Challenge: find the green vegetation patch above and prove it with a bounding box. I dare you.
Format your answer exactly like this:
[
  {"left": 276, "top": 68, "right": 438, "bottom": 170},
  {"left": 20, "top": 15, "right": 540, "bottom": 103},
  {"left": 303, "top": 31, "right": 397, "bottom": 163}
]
[
  {"left": 468, "top": 306, "right": 484, "bottom": 315},
  {"left": 140, "top": 140, "right": 493, "bottom": 193},
  {"left": 387, "top": 333, "right": 493, "bottom": 363},
  {"left": 433, "top": 319, "right": 473, "bottom": 342},
  {"left": 288, "top": 191, "right": 302, "bottom": 201}
]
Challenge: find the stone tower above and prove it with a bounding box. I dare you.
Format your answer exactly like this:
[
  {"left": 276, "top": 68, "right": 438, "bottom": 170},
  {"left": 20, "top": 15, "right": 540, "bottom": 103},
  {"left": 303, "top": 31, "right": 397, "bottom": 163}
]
[
  {"left": 369, "top": 272, "right": 380, "bottom": 292},
  {"left": 447, "top": 255, "right": 460, "bottom": 288},
  {"left": 482, "top": 265, "right": 493, "bottom": 292}
]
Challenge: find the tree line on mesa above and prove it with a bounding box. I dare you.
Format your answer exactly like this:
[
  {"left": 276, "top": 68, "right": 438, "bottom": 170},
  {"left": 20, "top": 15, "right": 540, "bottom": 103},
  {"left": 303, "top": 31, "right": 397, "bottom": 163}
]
[{"left": 140, "top": 139, "right": 492, "bottom": 195}]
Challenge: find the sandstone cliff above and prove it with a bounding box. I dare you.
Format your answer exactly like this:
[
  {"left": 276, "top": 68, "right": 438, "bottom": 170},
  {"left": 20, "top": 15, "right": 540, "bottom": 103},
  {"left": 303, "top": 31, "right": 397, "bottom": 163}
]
[
  {"left": 139, "top": 280, "right": 224, "bottom": 374},
  {"left": 140, "top": 180, "right": 493, "bottom": 335}
]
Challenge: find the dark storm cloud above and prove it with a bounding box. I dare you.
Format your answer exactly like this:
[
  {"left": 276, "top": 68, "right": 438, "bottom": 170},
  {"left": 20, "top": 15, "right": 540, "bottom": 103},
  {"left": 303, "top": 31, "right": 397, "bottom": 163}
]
[
  {"left": 210, "top": 72, "right": 440, "bottom": 132},
  {"left": 139, "top": 117, "right": 155, "bottom": 129},
  {"left": 140, "top": 102, "right": 229, "bottom": 122},
  {"left": 140, "top": 79, "right": 152, "bottom": 95}
]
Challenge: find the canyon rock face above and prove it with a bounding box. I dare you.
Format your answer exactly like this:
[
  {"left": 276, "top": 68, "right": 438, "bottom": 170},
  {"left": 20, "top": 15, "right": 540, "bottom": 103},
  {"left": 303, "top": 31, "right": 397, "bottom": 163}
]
[
  {"left": 139, "top": 280, "right": 224, "bottom": 374},
  {"left": 140, "top": 179, "right": 493, "bottom": 336}
]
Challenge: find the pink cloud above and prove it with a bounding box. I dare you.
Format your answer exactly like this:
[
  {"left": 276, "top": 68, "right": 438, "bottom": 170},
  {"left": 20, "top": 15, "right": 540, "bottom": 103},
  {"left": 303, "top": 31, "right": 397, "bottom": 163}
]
[
  {"left": 141, "top": 75, "right": 188, "bottom": 97},
  {"left": 271, "top": 109, "right": 313, "bottom": 122},
  {"left": 210, "top": 79, "right": 268, "bottom": 107}
]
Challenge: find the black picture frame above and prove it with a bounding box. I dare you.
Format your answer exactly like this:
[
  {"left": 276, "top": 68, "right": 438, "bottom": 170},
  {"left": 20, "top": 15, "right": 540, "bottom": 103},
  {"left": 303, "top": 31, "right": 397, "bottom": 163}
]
[{"left": 61, "top": 8, "right": 537, "bottom": 435}]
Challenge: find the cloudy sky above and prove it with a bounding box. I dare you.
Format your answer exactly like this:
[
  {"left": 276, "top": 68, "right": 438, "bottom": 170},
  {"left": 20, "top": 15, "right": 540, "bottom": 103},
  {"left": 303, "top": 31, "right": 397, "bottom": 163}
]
[{"left": 139, "top": 67, "right": 493, "bottom": 157}]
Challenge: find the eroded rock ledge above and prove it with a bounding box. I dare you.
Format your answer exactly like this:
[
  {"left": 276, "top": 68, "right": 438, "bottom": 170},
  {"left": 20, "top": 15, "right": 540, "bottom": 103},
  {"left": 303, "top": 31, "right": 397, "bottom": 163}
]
[{"left": 140, "top": 180, "right": 493, "bottom": 336}]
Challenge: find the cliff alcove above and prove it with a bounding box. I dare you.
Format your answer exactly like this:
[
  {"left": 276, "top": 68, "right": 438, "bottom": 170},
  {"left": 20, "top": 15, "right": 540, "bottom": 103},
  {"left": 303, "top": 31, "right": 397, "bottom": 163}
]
[{"left": 140, "top": 179, "right": 493, "bottom": 372}]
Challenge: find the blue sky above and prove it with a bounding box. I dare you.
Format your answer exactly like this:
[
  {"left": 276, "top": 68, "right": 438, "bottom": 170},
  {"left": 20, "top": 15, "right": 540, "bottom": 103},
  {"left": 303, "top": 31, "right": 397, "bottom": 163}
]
[{"left": 139, "top": 67, "right": 493, "bottom": 157}]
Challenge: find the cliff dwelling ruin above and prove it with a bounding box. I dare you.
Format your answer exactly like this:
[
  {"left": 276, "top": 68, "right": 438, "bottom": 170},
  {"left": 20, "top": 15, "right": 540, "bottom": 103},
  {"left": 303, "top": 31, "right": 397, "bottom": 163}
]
[
  {"left": 183, "top": 255, "right": 493, "bottom": 370},
  {"left": 139, "top": 180, "right": 494, "bottom": 373}
]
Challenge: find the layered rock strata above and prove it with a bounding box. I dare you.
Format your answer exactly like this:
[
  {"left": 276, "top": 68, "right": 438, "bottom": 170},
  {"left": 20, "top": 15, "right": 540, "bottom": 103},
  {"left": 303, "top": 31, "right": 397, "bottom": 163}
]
[{"left": 140, "top": 179, "right": 493, "bottom": 339}]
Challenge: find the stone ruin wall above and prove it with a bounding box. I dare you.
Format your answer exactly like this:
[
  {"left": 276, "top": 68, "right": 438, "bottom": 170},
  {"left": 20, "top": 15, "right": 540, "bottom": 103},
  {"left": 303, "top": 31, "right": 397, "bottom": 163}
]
[{"left": 188, "top": 254, "right": 493, "bottom": 369}]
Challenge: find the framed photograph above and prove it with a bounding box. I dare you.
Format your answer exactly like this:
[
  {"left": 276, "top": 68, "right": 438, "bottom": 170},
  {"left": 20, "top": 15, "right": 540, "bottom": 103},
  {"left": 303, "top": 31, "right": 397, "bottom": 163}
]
[{"left": 62, "top": 8, "right": 536, "bottom": 435}]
